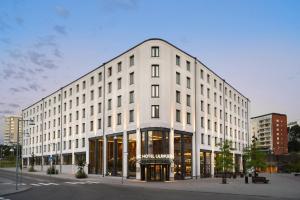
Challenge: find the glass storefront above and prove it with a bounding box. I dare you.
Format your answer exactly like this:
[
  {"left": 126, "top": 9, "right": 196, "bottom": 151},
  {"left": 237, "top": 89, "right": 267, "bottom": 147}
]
[
  {"left": 88, "top": 137, "right": 103, "bottom": 174},
  {"left": 107, "top": 134, "right": 123, "bottom": 176},
  {"left": 128, "top": 132, "right": 136, "bottom": 178},
  {"left": 200, "top": 151, "right": 211, "bottom": 177},
  {"left": 140, "top": 129, "right": 170, "bottom": 181},
  {"left": 174, "top": 132, "right": 192, "bottom": 180}
]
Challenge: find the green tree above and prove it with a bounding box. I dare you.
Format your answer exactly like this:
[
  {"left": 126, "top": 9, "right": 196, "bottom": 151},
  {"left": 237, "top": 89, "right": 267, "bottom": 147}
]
[
  {"left": 243, "top": 136, "right": 267, "bottom": 177},
  {"left": 29, "top": 153, "right": 36, "bottom": 172},
  {"left": 215, "top": 140, "right": 234, "bottom": 183},
  {"left": 288, "top": 125, "right": 300, "bottom": 152}
]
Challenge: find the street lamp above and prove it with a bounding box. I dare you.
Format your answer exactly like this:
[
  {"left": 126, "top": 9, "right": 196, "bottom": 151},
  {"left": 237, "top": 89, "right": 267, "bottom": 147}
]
[{"left": 16, "top": 118, "right": 35, "bottom": 190}]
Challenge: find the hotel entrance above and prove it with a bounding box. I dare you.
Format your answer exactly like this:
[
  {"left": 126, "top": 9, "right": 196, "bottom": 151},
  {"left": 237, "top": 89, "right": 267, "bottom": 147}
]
[{"left": 141, "top": 164, "right": 170, "bottom": 181}]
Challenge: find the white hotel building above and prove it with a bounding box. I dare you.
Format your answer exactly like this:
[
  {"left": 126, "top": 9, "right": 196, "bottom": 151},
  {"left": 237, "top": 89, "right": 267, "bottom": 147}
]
[{"left": 22, "top": 38, "right": 250, "bottom": 181}]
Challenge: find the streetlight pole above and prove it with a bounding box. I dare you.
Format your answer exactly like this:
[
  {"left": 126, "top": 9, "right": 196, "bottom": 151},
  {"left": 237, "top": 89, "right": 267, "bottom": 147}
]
[{"left": 16, "top": 119, "right": 35, "bottom": 190}]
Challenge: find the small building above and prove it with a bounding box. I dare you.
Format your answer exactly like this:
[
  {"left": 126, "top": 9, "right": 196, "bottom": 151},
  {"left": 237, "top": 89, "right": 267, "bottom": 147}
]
[{"left": 3, "top": 116, "right": 22, "bottom": 146}]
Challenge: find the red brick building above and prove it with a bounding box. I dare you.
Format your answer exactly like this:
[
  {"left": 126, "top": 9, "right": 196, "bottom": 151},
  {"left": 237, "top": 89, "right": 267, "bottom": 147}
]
[{"left": 251, "top": 113, "right": 288, "bottom": 155}]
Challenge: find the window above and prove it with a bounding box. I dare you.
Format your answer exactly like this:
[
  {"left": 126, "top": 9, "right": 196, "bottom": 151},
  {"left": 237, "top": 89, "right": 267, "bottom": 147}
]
[
  {"left": 108, "top": 99, "right": 112, "bottom": 110},
  {"left": 82, "top": 94, "right": 86, "bottom": 104},
  {"left": 108, "top": 82, "right": 112, "bottom": 93},
  {"left": 98, "top": 72, "right": 102, "bottom": 82},
  {"left": 76, "top": 84, "right": 79, "bottom": 92},
  {"left": 76, "top": 139, "right": 78, "bottom": 148},
  {"left": 200, "top": 84, "right": 204, "bottom": 95},
  {"left": 117, "top": 62, "right": 122, "bottom": 72},
  {"left": 201, "top": 133, "right": 204, "bottom": 144},
  {"left": 176, "top": 109, "right": 181, "bottom": 122},
  {"left": 89, "top": 121, "right": 94, "bottom": 131},
  {"left": 117, "top": 95, "right": 122, "bottom": 107},
  {"left": 201, "top": 117, "right": 204, "bottom": 128},
  {"left": 176, "top": 91, "right": 181, "bottom": 103},
  {"left": 82, "top": 108, "right": 85, "bottom": 118},
  {"left": 76, "top": 97, "right": 79, "bottom": 106},
  {"left": 117, "top": 78, "right": 122, "bottom": 89},
  {"left": 69, "top": 88, "right": 72, "bottom": 96},
  {"left": 151, "top": 105, "right": 159, "bottom": 118},
  {"left": 69, "top": 140, "right": 72, "bottom": 149},
  {"left": 151, "top": 65, "right": 159, "bottom": 77},
  {"left": 129, "top": 91, "right": 134, "bottom": 103},
  {"left": 201, "top": 100, "right": 204, "bottom": 111},
  {"left": 117, "top": 113, "right": 122, "bottom": 125},
  {"left": 187, "top": 95, "right": 191, "bottom": 106},
  {"left": 129, "top": 110, "right": 134, "bottom": 122},
  {"left": 129, "top": 72, "right": 134, "bottom": 85},
  {"left": 83, "top": 81, "right": 86, "bottom": 89},
  {"left": 208, "top": 135, "right": 211, "bottom": 145},
  {"left": 90, "top": 90, "right": 94, "bottom": 100},
  {"left": 151, "top": 85, "right": 159, "bottom": 98},
  {"left": 187, "top": 77, "right": 191, "bottom": 89},
  {"left": 187, "top": 112, "right": 191, "bottom": 124},
  {"left": 176, "top": 55, "right": 180, "bottom": 66},
  {"left": 151, "top": 46, "right": 159, "bottom": 57},
  {"left": 90, "top": 76, "right": 94, "bottom": 85},
  {"left": 129, "top": 55, "right": 134, "bottom": 66},
  {"left": 97, "top": 118, "right": 101, "bottom": 129},
  {"left": 200, "top": 69, "right": 204, "bottom": 79},
  {"left": 186, "top": 61, "right": 191, "bottom": 71},
  {"left": 108, "top": 116, "right": 112, "bottom": 127},
  {"left": 98, "top": 87, "right": 102, "bottom": 97},
  {"left": 207, "top": 74, "right": 210, "bottom": 84},
  {"left": 82, "top": 138, "right": 85, "bottom": 148},
  {"left": 176, "top": 72, "right": 180, "bottom": 85},
  {"left": 108, "top": 67, "right": 112, "bottom": 77},
  {"left": 90, "top": 105, "right": 94, "bottom": 116}
]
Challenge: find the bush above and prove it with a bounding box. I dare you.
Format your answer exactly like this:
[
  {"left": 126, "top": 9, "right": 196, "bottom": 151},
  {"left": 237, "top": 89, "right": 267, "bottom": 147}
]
[
  {"left": 28, "top": 166, "right": 36, "bottom": 172},
  {"left": 75, "top": 158, "right": 87, "bottom": 179},
  {"left": 47, "top": 166, "right": 59, "bottom": 174}
]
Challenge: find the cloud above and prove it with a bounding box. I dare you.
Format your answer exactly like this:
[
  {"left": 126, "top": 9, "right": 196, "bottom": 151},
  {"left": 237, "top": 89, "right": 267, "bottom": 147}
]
[
  {"left": 15, "top": 17, "right": 24, "bottom": 26},
  {"left": 55, "top": 6, "right": 70, "bottom": 18},
  {"left": 0, "top": 38, "right": 11, "bottom": 44},
  {"left": 9, "top": 87, "right": 29, "bottom": 93},
  {"left": 53, "top": 25, "right": 67, "bottom": 35},
  {"left": 1, "top": 68, "right": 16, "bottom": 80},
  {"left": 8, "top": 103, "right": 20, "bottom": 108},
  {"left": 53, "top": 48, "right": 62, "bottom": 58},
  {"left": 0, "top": 110, "right": 14, "bottom": 115},
  {"left": 34, "top": 35, "right": 57, "bottom": 48},
  {"left": 0, "top": 15, "right": 11, "bottom": 31},
  {"left": 28, "top": 51, "right": 59, "bottom": 69},
  {"left": 101, "top": 0, "right": 139, "bottom": 12}
]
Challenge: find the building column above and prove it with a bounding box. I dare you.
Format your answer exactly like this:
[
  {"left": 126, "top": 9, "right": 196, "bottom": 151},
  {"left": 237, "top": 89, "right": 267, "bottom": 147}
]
[
  {"left": 72, "top": 150, "right": 75, "bottom": 174},
  {"left": 211, "top": 151, "right": 215, "bottom": 177},
  {"left": 136, "top": 129, "right": 141, "bottom": 179},
  {"left": 123, "top": 132, "right": 128, "bottom": 178},
  {"left": 86, "top": 140, "right": 89, "bottom": 174},
  {"left": 27, "top": 157, "right": 30, "bottom": 168},
  {"left": 192, "top": 132, "right": 196, "bottom": 178},
  {"left": 196, "top": 134, "right": 201, "bottom": 178},
  {"left": 103, "top": 135, "right": 107, "bottom": 176},
  {"left": 169, "top": 128, "right": 174, "bottom": 179},
  {"left": 239, "top": 154, "right": 243, "bottom": 172}
]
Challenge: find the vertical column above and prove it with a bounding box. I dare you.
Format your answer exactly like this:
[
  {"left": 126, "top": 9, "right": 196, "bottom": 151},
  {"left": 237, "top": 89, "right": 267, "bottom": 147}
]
[
  {"left": 95, "top": 140, "right": 99, "bottom": 174},
  {"left": 86, "top": 140, "right": 89, "bottom": 174},
  {"left": 240, "top": 155, "right": 243, "bottom": 172},
  {"left": 211, "top": 151, "right": 215, "bottom": 177},
  {"left": 192, "top": 132, "right": 196, "bottom": 178},
  {"left": 123, "top": 132, "right": 128, "bottom": 178},
  {"left": 136, "top": 129, "right": 141, "bottom": 179},
  {"left": 169, "top": 129, "right": 174, "bottom": 180},
  {"left": 103, "top": 136, "right": 107, "bottom": 176},
  {"left": 196, "top": 134, "right": 201, "bottom": 178},
  {"left": 72, "top": 144, "right": 75, "bottom": 174}
]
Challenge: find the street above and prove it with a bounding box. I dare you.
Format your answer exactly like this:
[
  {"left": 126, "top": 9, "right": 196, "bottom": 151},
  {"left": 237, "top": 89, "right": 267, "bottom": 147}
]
[{"left": 0, "top": 170, "right": 294, "bottom": 200}]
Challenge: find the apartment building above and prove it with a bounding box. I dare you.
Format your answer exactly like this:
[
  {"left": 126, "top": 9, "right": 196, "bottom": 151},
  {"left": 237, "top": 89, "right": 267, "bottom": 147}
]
[
  {"left": 22, "top": 38, "right": 250, "bottom": 181},
  {"left": 3, "top": 116, "right": 22, "bottom": 146},
  {"left": 251, "top": 113, "right": 288, "bottom": 155}
]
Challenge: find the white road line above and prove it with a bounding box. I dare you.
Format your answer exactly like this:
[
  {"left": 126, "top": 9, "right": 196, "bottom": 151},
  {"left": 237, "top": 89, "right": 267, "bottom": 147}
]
[
  {"left": 0, "top": 198, "right": 10, "bottom": 200},
  {"left": 30, "top": 183, "right": 41, "bottom": 186}
]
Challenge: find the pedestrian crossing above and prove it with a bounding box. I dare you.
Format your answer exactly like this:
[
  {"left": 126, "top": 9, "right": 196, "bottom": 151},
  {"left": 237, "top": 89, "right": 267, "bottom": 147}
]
[{"left": 24, "top": 181, "right": 101, "bottom": 187}]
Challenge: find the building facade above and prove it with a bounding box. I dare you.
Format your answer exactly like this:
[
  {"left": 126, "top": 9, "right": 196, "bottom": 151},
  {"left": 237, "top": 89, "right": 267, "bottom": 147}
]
[
  {"left": 251, "top": 113, "right": 288, "bottom": 155},
  {"left": 22, "top": 39, "right": 250, "bottom": 181},
  {"left": 3, "top": 116, "right": 22, "bottom": 146}
]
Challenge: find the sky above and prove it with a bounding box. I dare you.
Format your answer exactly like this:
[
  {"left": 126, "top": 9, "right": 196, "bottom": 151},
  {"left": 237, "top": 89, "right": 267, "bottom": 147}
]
[{"left": 0, "top": 0, "right": 299, "bottom": 143}]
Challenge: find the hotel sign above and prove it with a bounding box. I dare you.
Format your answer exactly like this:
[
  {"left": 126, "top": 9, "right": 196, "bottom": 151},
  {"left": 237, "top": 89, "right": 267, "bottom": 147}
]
[{"left": 137, "top": 154, "right": 174, "bottom": 164}]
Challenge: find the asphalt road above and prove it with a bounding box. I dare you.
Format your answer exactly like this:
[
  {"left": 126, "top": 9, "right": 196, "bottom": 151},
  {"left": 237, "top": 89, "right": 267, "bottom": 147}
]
[{"left": 0, "top": 170, "right": 292, "bottom": 200}]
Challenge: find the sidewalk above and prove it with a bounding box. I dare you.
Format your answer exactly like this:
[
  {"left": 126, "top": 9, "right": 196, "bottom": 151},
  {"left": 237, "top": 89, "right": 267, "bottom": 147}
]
[{"left": 1, "top": 168, "right": 300, "bottom": 199}]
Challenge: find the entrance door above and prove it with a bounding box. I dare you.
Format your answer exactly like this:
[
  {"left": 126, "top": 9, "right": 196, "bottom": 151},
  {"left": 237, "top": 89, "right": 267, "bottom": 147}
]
[{"left": 141, "top": 164, "right": 170, "bottom": 181}]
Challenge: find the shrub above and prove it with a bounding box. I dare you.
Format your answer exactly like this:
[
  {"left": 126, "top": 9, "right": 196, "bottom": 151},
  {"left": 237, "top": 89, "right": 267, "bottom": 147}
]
[
  {"left": 47, "top": 166, "right": 59, "bottom": 174},
  {"left": 28, "top": 166, "right": 36, "bottom": 172},
  {"left": 75, "top": 158, "right": 87, "bottom": 179}
]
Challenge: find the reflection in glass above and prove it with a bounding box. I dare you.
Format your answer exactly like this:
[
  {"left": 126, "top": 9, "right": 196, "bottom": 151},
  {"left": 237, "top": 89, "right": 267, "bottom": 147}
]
[
  {"left": 107, "top": 135, "right": 123, "bottom": 176},
  {"left": 128, "top": 133, "right": 136, "bottom": 177}
]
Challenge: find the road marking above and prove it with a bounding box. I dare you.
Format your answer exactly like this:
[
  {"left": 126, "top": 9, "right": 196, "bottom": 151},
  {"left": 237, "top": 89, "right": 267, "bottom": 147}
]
[
  {"left": 30, "top": 183, "right": 41, "bottom": 186},
  {"left": 38, "top": 182, "right": 59, "bottom": 186},
  {"left": 65, "top": 181, "right": 100, "bottom": 185},
  {"left": 0, "top": 197, "right": 10, "bottom": 200}
]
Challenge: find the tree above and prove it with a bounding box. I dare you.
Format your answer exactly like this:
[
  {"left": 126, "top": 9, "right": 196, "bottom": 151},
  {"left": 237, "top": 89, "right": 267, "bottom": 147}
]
[
  {"left": 215, "top": 140, "right": 234, "bottom": 184},
  {"left": 75, "top": 157, "right": 87, "bottom": 178},
  {"left": 288, "top": 125, "right": 300, "bottom": 152},
  {"left": 243, "top": 136, "right": 267, "bottom": 177},
  {"left": 28, "top": 153, "right": 36, "bottom": 172}
]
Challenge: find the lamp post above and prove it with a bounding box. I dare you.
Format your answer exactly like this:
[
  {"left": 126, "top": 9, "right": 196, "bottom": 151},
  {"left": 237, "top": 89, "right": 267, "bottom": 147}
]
[{"left": 16, "top": 119, "right": 35, "bottom": 190}]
